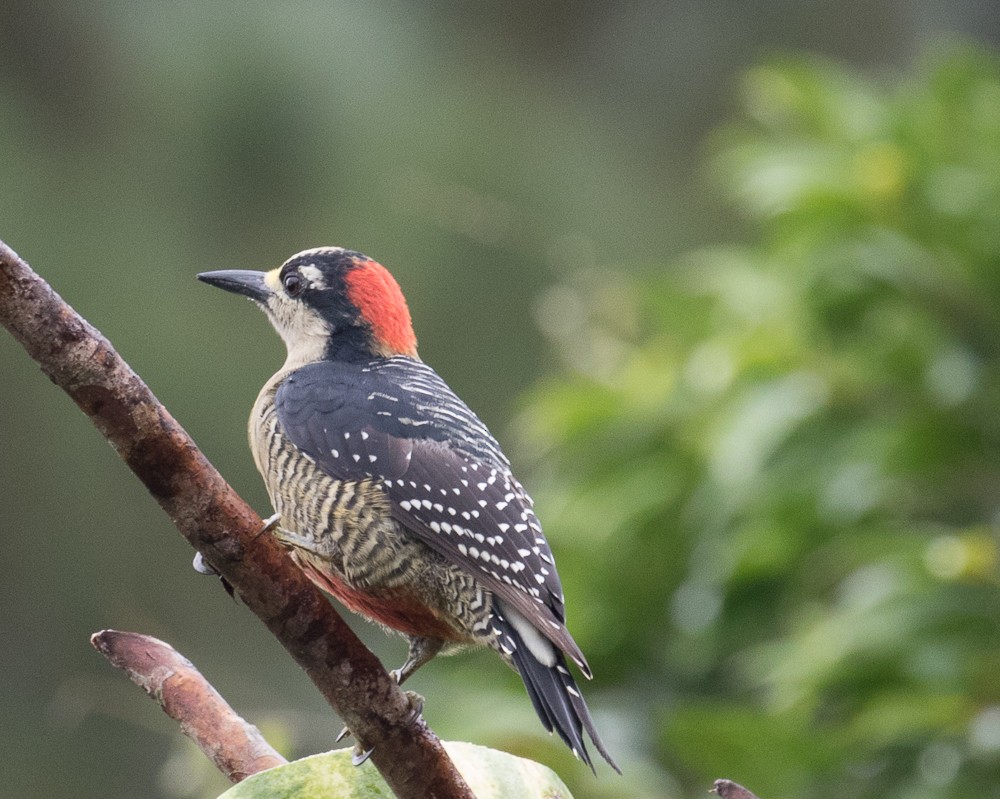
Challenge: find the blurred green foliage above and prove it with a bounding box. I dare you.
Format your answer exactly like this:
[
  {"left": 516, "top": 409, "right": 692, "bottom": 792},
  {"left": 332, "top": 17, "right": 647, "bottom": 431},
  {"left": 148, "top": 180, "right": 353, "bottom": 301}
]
[
  {"left": 516, "top": 46, "right": 1000, "bottom": 798},
  {"left": 4, "top": 4, "right": 1000, "bottom": 798}
]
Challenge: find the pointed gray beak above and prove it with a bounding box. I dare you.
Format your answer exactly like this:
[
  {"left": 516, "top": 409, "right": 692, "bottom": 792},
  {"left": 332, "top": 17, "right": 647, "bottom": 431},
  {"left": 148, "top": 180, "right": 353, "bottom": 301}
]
[{"left": 197, "top": 270, "right": 271, "bottom": 303}]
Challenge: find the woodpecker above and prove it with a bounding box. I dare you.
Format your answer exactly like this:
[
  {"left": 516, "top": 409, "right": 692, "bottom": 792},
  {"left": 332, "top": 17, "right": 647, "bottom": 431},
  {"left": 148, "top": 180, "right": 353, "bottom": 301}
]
[{"left": 198, "top": 247, "right": 619, "bottom": 773}]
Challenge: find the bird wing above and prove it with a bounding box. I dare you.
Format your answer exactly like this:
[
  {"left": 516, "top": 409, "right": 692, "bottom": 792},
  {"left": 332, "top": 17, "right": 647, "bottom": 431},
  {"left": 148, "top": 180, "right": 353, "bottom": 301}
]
[{"left": 274, "top": 357, "right": 590, "bottom": 676}]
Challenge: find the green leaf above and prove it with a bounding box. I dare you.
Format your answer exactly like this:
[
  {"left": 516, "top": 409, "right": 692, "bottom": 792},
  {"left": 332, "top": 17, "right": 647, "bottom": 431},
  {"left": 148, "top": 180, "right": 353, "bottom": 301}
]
[{"left": 216, "top": 742, "right": 574, "bottom": 799}]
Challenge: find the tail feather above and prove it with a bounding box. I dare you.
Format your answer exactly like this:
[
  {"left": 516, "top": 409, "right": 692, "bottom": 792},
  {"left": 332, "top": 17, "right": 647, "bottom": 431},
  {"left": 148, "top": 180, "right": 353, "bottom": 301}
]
[{"left": 496, "top": 607, "right": 621, "bottom": 774}]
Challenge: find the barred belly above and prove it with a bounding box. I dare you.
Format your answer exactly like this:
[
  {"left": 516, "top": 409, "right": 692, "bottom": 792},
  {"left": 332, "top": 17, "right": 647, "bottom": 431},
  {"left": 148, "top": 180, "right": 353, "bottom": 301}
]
[{"left": 248, "top": 376, "right": 497, "bottom": 650}]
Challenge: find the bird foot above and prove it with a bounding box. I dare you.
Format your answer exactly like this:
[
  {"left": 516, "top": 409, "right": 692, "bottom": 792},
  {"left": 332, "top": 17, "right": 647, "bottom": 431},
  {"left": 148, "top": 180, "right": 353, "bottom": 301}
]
[
  {"left": 192, "top": 552, "right": 218, "bottom": 576},
  {"left": 402, "top": 690, "right": 424, "bottom": 724},
  {"left": 350, "top": 743, "right": 376, "bottom": 767},
  {"left": 191, "top": 552, "right": 236, "bottom": 598},
  {"left": 260, "top": 512, "right": 281, "bottom": 534},
  {"left": 340, "top": 690, "right": 425, "bottom": 766}
]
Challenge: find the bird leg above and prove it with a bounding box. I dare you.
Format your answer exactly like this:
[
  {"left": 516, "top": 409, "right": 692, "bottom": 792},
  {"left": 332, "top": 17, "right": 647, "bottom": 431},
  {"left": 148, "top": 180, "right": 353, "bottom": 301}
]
[
  {"left": 269, "top": 525, "right": 339, "bottom": 557},
  {"left": 192, "top": 513, "right": 280, "bottom": 597},
  {"left": 260, "top": 511, "right": 281, "bottom": 535},
  {"left": 393, "top": 635, "right": 444, "bottom": 686},
  {"left": 194, "top": 513, "right": 280, "bottom": 572}
]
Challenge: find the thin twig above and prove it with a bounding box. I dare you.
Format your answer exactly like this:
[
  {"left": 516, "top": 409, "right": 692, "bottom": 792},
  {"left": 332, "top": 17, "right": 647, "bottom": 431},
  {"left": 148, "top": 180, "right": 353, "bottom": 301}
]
[
  {"left": 91, "top": 630, "right": 287, "bottom": 783},
  {"left": 0, "top": 240, "right": 475, "bottom": 799}
]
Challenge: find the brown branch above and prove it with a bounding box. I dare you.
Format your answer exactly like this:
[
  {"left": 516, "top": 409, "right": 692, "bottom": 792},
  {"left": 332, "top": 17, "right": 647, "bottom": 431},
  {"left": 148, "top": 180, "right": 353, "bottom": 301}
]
[
  {"left": 0, "top": 240, "right": 475, "bottom": 799},
  {"left": 91, "top": 630, "right": 287, "bottom": 782},
  {"left": 711, "top": 779, "right": 761, "bottom": 799}
]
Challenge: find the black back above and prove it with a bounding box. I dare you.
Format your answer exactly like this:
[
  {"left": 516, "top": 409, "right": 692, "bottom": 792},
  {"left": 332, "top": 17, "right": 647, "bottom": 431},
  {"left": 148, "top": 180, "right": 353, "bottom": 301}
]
[{"left": 274, "top": 356, "right": 590, "bottom": 674}]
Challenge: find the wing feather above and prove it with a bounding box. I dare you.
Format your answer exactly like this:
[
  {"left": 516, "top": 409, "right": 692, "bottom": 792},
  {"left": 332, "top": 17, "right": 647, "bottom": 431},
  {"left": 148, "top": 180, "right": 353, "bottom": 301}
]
[{"left": 274, "top": 357, "right": 588, "bottom": 675}]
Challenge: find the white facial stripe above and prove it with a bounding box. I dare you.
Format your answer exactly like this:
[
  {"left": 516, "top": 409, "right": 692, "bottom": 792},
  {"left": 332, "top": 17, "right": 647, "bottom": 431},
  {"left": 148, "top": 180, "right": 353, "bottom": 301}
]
[{"left": 298, "top": 264, "right": 326, "bottom": 289}]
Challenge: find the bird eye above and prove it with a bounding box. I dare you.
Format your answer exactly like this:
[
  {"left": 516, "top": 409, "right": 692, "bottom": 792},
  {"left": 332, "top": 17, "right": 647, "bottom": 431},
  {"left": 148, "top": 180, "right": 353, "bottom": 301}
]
[{"left": 283, "top": 272, "right": 304, "bottom": 297}]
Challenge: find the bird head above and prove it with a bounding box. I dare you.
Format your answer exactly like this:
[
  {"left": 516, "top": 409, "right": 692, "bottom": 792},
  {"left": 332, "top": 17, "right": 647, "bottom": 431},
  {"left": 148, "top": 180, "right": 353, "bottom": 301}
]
[{"left": 198, "top": 247, "right": 418, "bottom": 366}]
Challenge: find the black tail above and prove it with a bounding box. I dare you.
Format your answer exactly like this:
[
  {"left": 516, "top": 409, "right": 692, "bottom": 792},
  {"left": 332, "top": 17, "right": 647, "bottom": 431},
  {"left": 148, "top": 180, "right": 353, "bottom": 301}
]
[{"left": 498, "top": 611, "right": 621, "bottom": 774}]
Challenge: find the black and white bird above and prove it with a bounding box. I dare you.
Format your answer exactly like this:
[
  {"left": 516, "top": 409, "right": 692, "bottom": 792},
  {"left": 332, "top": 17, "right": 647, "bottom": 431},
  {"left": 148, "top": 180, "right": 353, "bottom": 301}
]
[{"left": 198, "top": 247, "right": 619, "bottom": 773}]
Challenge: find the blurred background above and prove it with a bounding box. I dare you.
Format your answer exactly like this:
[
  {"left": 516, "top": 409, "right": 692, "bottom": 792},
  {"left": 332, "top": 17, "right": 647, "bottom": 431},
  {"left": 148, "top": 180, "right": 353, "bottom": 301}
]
[{"left": 2, "top": 2, "right": 1000, "bottom": 798}]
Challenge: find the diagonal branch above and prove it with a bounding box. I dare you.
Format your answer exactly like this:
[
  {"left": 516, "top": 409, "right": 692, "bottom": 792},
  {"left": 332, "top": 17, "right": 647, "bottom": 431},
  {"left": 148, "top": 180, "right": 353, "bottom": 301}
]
[
  {"left": 91, "top": 630, "right": 288, "bottom": 783},
  {"left": 0, "top": 240, "right": 475, "bottom": 799}
]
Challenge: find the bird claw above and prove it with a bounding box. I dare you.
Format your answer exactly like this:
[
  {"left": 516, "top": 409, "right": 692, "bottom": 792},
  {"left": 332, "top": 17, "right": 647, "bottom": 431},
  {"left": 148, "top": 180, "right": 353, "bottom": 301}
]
[
  {"left": 194, "top": 512, "right": 279, "bottom": 574},
  {"left": 402, "top": 690, "right": 424, "bottom": 725},
  {"left": 261, "top": 512, "right": 281, "bottom": 534},
  {"left": 192, "top": 552, "right": 236, "bottom": 598},
  {"left": 192, "top": 552, "right": 218, "bottom": 575},
  {"left": 350, "top": 743, "right": 375, "bottom": 767},
  {"left": 339, "top": 690, "right": 425, "bottom": 766}
]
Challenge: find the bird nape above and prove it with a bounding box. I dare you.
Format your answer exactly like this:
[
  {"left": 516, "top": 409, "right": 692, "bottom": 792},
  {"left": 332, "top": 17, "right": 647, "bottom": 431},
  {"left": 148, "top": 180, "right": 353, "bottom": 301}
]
[{"left": 198, "top": 246, "right": 620, "bottom": 774}]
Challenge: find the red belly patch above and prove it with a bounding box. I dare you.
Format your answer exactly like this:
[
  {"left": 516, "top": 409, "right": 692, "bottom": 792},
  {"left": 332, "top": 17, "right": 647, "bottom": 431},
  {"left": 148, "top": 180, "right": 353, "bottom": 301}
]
[{"left": 296, "top": 558, "right": 463, "bottom": 642}]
